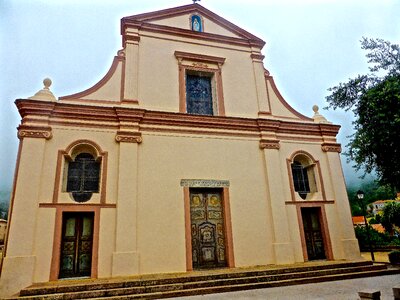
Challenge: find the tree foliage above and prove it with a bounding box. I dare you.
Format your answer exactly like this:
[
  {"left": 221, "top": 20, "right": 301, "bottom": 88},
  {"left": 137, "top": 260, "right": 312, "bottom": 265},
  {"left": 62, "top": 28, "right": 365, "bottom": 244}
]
[
  {"left": 326, "top": 38, "right": 400, "bottom": 191},
  {"left": 346, "top": 179, "right": 396, "bottom": 216},
  {"left": 381, "top": 201, "right": 400, "bottom": 235}
]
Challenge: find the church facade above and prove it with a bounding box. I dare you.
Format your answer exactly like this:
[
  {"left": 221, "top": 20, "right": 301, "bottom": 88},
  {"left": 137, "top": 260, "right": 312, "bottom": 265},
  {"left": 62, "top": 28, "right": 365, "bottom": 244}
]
[{"left": 0, "top": 4, "right": 361, "bottom": 297}]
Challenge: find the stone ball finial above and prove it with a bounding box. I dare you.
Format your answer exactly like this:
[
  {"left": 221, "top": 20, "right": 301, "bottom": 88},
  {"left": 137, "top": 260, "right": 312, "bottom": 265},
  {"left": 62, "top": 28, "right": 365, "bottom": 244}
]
[
  {"left": 43, "top": 78, "right": 52, "bottom": 89},
  {"left": 312, "top": 104, "right": 331, "bottom": 124},
  {"left": 28, "top": 77, "right": 57, "bottom": 101}
]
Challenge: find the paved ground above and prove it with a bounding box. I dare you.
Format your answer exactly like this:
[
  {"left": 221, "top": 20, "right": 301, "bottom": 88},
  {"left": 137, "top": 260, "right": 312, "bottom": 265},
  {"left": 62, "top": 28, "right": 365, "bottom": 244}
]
[{"left": 176, "top": 274, "right": 399, "bottom": 300}]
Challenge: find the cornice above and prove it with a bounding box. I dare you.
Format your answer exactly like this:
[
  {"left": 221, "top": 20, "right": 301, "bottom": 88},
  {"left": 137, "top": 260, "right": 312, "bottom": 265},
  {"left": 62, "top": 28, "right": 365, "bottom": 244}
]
[
  {"left": 121, "top": 4, "right": 265, "bottom": 47},
  {"left": 174, "top": 51, "right": 226, "bottom": 65},
  {"left": 122, "top": 21, "right": 264, "bottom": 49},
  {"left": 15, "top": 99, "right": 341, "bottom": 141}
]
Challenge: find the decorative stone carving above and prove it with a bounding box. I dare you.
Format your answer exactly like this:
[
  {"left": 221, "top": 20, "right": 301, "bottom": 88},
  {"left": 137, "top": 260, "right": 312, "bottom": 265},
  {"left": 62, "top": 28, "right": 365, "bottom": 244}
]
[
  {"left": 180, "top": 179, "right": 230, "bottom": 188},
  {"left": 321, "top": 142, "right": 342, "bottom": 153},
  {"left": 259, "top": 139, "right": 280, "bottom": 150},
  {"left": 115, "top": 131, "right": 142, "bottom": 143},
  {"left": 17, "top": 125, "right": 52, "bottom": 140},
  {"left": 28, "top": 78, "right": 57, "bottom": 102}
]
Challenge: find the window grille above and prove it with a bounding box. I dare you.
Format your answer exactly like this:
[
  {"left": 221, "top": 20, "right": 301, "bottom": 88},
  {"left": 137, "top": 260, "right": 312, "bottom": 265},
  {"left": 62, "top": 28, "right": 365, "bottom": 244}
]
[
  {"left": 291, "top": 161, "right": 310, "bottom": 199},
  {"left": 67, "top": 153, "right": 100, "bottom": 202}
]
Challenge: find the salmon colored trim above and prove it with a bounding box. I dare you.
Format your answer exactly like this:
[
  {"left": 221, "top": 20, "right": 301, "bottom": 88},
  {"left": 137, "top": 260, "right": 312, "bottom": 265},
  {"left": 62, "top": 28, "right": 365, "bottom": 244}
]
[
  {"left": 222, "top": 187, "right": 235, "bottom": 268},
  {"left": 183, "top": 187, "right": 235, "bottom": 271},
  {"left": 287, "top": 150, "right": 327, "bottom": 202},
  {"left": 124, "top": 22, "right": 264, "bottom": 49},
  {"left": 265, "top": 74, "right": 313, "bottom": 121},
  {"left": 16, "top": 100, "right": 341, "bottom": 140},
  {"left": 52, "top": 140, "right": 108, "bottom": 204},
  {"left": 216, "top": 69, "right": 225, "bottom": 116},
  {"left": 175, "top": 51, "right": 226, "bottom": 65},
  {"left": 121, "top": 4, "right": 265, "bottom": 47},
  {"left": 0, "top": 140, "right": 24, "bottom": 271},
  {"left": 49, "top": 205, "right": 102, "bottom": 281},
  {"left": 296, "top": 207, "right": 308, "bottom": 261},
  {"left": 52, "top": 150, "right": 66, "bottom": 203},
  {"left": 175, "top": 52, "right": 226, "bottom": 116},
  {"left": 121, "top": 99, "right": 139, "bottom": 105},
  {"left": 296, "top": 205, "right": 333, "bottom": 262},
  {"left": 183, "top": 187, "right": 193, "bottom": 271},
  {"left": 40, "top": 203, "right": 116, "bottom": 208},
  {"left": 59, "top": 99, "right": 123, "bottom": 105},
  {"left": 285, "top": 201, "right": 334, "bottom": 205},
  {"left": 178, "top": 64, "right": 186, "bottom": 113},
  {"left": 59, "top": 55, "right": 124, "bottom": 100}
]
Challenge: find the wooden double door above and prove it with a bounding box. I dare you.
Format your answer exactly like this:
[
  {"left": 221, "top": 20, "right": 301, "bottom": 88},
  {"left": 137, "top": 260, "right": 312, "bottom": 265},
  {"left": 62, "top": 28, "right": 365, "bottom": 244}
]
[
  {"left": 301, "top": 208, "right": 326, "bottom": 260},
  {"left": 190, "top": 190, "right": 227, "bottom": 269},
  {"left": 59, "top": 212, "right": 94, "bottom": 278}
]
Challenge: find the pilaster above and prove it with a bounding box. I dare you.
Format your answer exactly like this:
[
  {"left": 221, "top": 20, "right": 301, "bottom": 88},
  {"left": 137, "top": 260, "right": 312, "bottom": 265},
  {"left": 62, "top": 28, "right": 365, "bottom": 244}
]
[
  {"left": 251, "top": 51, "right": 270, "bottom": 115},
  {"left": 324, "top": 149, "right": 361, "bottom": 260},
  {"left": 0, "top": 133, "right": 49, "bottom": 297},
  {"left": 112, "top": 110, "right": 143, "bottom": 276},
  {"left": 260, "top": 138, "right": 295, "bottom": 264},
  {"left": 122, "top": 27, "right": 140, "bottom": 102}
]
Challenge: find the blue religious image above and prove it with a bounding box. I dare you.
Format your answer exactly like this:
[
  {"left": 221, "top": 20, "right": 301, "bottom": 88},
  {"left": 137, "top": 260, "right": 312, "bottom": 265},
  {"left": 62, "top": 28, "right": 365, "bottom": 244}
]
[{"left": 191, "top": 15, "right": 203, "bottom": 32}]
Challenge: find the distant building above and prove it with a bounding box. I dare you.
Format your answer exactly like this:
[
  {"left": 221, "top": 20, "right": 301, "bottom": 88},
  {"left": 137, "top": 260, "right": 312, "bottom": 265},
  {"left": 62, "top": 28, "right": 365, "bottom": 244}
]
[
  {"left": 352, "top": 216, "right": 366, "bottom": 226},
  {"left": 371, "top": 200, "right": 400, "bottom": 215},
  {"left": 0, "top": 3, "right": 361, "bottom": 297}
]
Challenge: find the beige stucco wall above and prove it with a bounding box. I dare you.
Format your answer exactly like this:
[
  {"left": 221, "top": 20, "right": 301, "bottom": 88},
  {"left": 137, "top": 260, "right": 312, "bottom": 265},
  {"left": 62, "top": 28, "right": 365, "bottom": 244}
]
[
  {"left": 150, "top": 14, "right": 241, "bottom": 38},
  {"left": 136, "top": 35, "right": 261, "bottom": 118}
]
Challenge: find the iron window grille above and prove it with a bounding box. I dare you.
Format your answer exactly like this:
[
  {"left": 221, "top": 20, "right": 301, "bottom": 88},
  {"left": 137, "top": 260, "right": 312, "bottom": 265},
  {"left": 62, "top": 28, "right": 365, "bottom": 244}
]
[{"left": 67, "top": 153, "right": 100, "bottom": 202}]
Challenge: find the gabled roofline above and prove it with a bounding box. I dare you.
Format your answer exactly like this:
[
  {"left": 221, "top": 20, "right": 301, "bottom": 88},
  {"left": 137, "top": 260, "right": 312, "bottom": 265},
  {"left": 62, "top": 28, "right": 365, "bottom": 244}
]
[{"left": 121, "top": 3, "right": 265, "bottom": 48}]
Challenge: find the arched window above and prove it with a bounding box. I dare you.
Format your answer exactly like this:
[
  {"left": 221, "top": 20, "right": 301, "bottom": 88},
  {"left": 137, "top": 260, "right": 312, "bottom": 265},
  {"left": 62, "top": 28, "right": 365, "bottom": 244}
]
[
  {"left": 289, "top": 153, "right": 318, "bottom": 200},
  {"left": 66, "top": 152, "right": 101, "bottom": 202},
  {"left": 291, "top": 160, "right": 310, "bottom": 199}
]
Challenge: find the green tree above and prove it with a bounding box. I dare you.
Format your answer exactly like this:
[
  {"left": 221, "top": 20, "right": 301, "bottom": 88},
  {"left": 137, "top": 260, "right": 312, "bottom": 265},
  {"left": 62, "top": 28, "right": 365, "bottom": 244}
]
[
  {"left": 381, "top": 201, "right": 400, "bottom": 235},
  {"left": 326, "top": 38, "right": 400, "bottom": 191},
  {"left": 347, "top": 179, "right": 395, "bottom": 216}
]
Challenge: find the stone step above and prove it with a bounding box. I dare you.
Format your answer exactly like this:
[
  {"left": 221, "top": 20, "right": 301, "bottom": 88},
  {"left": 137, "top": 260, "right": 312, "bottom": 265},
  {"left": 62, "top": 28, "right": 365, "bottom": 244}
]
[
  {"left": 90, "top": 268, "right": 400, "bottom": 300},
  {"left": 18, "top": 261, "right": 374, "bottom": 297},
  {"left": 9, "top": 262, "right": 397, "bottom": 300}
]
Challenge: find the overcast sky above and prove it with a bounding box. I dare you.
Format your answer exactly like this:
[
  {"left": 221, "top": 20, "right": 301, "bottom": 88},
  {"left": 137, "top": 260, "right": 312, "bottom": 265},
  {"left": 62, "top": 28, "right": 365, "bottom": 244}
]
[{"left": 0, "top": 0, "right": 399, "bottom": 191}]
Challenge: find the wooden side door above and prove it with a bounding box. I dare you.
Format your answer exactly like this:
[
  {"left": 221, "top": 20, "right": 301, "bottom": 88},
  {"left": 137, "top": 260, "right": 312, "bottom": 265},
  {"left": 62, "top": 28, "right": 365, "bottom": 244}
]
[
  {"left": 301, "top": 208, "right": 326, "bottom": 260},
  {"left": 190, "top": 190, "right": 227, "bottom": 269},
  {"left": 59, "top": 212, "right": 94, "bottom": 278}
]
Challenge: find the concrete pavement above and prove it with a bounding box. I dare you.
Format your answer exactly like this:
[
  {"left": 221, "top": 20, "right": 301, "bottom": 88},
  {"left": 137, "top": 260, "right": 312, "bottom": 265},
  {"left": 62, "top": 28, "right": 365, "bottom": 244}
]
[{"left": 176, "top": 274, "right": 400, "bottom": 300}]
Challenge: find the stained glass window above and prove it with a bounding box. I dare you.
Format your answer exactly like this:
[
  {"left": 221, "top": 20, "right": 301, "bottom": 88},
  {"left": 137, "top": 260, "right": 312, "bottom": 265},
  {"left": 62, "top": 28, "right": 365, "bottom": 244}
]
[
  {"left": 67, "top": 153, "right": 100, "bottom": 202},
  {"left": 186, "top": 74, "right": 213, "bottom": 115}
]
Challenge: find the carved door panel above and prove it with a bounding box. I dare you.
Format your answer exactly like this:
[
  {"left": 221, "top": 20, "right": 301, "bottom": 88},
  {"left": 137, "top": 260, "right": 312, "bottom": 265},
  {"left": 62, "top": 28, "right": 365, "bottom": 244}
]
[
  {"left": 59, "top": 212, "right": 94, "bottom": 278},
  {"left": 190, "top": 190, "right": 226, "bottom": 269},
  {"left": 301, "top": 208, "right": 326, "bottom": 260}
]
